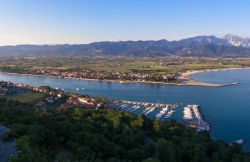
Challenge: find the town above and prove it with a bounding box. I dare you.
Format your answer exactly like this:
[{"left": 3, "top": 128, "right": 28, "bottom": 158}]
[
  {"left": 2, "top": 56, "right": 250, "bottom": 85},
  {"left": 28, "top": 68, "right": 178, "bottom": 83}
]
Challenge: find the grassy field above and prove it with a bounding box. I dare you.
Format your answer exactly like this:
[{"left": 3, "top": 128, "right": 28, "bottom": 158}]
[
  {"left": 1, "top": 93, "right": 46, "bottom": 103},
  {"left": 0, "top": 57, "right": 250, "bottom": 75}
]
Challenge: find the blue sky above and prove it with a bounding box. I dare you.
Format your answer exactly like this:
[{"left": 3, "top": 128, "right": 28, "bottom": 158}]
[{"left": 0, "top": 0, "right": 250, "bottom": 45}]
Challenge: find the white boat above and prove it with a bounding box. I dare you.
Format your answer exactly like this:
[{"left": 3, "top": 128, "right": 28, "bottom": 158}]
[
  {"left": 183, "top": 106, "right": 193, "bottom": 120},
  {"left": 142, "top": 107, "right": 152, "bottom": 115},
  {"left": 232, "top": 139, "right": 245, "bottom": 145},
  {"left": 169, "top": 109, "right": 175, "bottom": 115},
  {"left": 162, "top": 107, "right": 168, "bottom": 111},
  {"left": 130, "top": 105, "right": 140, "bottom": 112},
  {"left": 145, "top": 107, "right": 156, "bottom": 115},
  {"left": 155, "top": 112, "right": 164, "bottom": 119}
]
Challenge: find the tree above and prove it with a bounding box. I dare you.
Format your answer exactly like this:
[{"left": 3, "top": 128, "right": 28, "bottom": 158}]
[{"left": 157, "top": 138, "right": 176, "bottom": 162}]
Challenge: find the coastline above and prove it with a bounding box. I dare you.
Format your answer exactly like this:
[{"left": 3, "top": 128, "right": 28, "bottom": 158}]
[
  {"left": 0, "top": 71, "right": 181, "bottom": 86},
  {"left": 178, "top": 67, "right": 250, "bottom": 87},
  {"left": 1, "top": 67, "right": 249, "bottom": 87},
  {"left": 178, "top": 67, "right": 250, "bottom": 80}
]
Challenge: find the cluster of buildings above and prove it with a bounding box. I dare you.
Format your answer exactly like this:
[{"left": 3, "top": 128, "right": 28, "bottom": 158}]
[
  {"left": 0, "top": 81, "right": 28, "bottom": 96},
  {"left": 29, "top": 68, "right": 177, "bottom": 82},
  {"left": 60, "top": 93, "right": 100, "bottom": 109},
  {"left": 60, "top": 93, "right": 116, "bottom": 110},
  {"left": 33, "top": 87, "right": 65, "bottom": 108},
  {"left": 0, "top": 80, "right": 115, "bottom": 111},
  {"left": 0, "top": 81, "right": 9, "bottom": 95},
  {"left": 0, "top": 81, "right": 65, "bottom": 109},
  {"left": 31, "top": 86, "right": 114, "bottom": 110}
]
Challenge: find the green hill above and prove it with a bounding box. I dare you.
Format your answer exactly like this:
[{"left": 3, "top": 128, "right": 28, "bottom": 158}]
[{"left": 0, "top": 98, "right": 249, "bottom": 162}]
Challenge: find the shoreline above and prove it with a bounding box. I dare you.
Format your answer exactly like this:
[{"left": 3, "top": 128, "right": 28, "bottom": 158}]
[
  {"left": 0, "top": 71, "right": 180, "bottom": 85},
  {"left": 178, "top": 67, "right": 250, "bottom": 87},
  {"left": 178, "top": 67, "right": 250, "bottom": 80},
  {"left": 1, "top": 67, "right": 249, "bottom": 87}
]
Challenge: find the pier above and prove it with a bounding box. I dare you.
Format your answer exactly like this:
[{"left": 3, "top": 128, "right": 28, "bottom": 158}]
[
  {"left": 115, "top": 100, "right": 178, "bottom": 109},
  {"left": 114, "top": 100, "right": 178, "bottom": 120},
  {"left": 183, "top": 104, "right": 210, "bottom": 132}
]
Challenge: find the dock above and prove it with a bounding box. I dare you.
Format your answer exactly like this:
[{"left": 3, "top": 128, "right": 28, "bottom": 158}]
[
  {"left": 115, "top": 100, "right": 178, "bottom": 108},
  {"left": 114, "top": 100, "right": 178, "bottom": 120},
  {"left": 183, "top": 104, "right": 210, "bottom": 132}
]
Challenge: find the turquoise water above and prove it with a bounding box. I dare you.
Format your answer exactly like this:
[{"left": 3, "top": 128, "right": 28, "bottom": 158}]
[{"left": 1, "top": 69, "right": 250, "bottom": 149}]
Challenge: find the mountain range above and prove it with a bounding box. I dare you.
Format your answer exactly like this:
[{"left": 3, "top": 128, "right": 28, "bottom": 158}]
[{"left": 1, "top": 34, "right": 250, "bottom": 57}]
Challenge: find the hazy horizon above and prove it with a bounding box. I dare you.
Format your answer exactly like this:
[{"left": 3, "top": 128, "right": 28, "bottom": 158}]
[
  {"left": 0, "top": 34, "right": 245, "bottom": 46},
  {"left": 1, "top": 0, "right": 250, "bottom": 45}
]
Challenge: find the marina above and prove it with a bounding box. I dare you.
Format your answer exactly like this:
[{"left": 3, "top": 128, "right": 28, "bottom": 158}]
[
  {"left": 114, "top": 100, "right": 178, "bottom": 120},
  {"left": 116, "top": 100, "right": 178, "bottom": 108},
  {"left": 155, "top": 107, "right": 175, "bottom": 120}
]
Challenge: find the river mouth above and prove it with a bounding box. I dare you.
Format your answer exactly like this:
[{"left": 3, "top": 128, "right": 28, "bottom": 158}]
[
  {"left": 179, "top": 68, "right": 250, "bottom": 87},
  {"left": 1, "top": 69, "right": 250, "bottom": 150},
  {"left": 191, "top": 68, "right": 250, "bottom": 84}
]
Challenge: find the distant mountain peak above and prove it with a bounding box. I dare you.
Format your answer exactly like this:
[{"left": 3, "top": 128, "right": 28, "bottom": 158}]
[
  {"left": 1, "top": 35, "right": 250, "bottom": 57},
  {"left": 224, "top": 34, "right": 250, "bottom": 47},
  {"left": 178, "top": 35, "right": 229, "bottom": 46}
]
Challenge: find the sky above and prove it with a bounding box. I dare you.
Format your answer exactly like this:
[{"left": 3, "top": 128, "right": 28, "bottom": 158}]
[{"left": 0, "top": 0, "right": 250, "bottom": 45}]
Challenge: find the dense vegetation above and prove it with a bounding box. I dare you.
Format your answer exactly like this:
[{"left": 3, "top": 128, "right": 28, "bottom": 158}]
[{"left": 0, "top": 98, "right": 250, "bottom": 162}]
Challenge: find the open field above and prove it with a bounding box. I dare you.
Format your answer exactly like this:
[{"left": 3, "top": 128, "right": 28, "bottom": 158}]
[
  {"left": 0, "top": 93, "right": 46, "bottom": 103},
  {"left": 0, "top": 57, "right": 249, "bottom": 74}
]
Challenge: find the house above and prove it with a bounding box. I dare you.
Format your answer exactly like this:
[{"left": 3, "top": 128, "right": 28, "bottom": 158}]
[
  {"left": 69, "top": 97, "right": 80, "bottom": 105},
  {"left": 60, "top": 102, "right": 74, "bottom": 109},
  {"left": 57, "top": 93, "right": 63, "bottom": 98},
  {"left": 78, "top": 97, "right": 90, "bottom": 104},
  {"left": 45, "top": 97, "right": 55, "bottom": 103},
  {"left": 78, "top": 96, "right": 96, "bottom": 106},
  {"left": 0, "top": 81, "right": 8, "bottom": 88},
  {"left": 104, "top": 103, "right": 115, "bottom": 110},
  {"left": 0, "top": 88, "right": 8, "bottom": 96},
  {"left": 32, "top": 86, "right": 50, "bottom": 93},
  {"left": 8, "top": 86, "right": 27, "bottom": 95},
  {"left": 35, "top": 101, "right": 45, "bottom": 108}
]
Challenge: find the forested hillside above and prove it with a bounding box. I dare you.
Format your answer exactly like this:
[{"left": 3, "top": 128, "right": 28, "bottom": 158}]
[{"left": 0, "top": 98, "right": 249, "bottom": 162}]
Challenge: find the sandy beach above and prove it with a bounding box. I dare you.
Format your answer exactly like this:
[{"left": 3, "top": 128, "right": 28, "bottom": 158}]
[
  {"left": 0, "top": 71, "right": 181, "bottom": 85},
  {"left": 178, "top": 67, "right": 250, "bottom": 86}
]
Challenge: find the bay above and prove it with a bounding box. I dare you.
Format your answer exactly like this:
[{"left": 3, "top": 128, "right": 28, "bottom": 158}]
[{"left": 1, "top": 69, "right": 250, "bottom": 150}]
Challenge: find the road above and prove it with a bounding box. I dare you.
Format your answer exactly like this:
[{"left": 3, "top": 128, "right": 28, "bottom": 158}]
[{"left": 0, "top": 125, "right": 16, "bottom": 162}]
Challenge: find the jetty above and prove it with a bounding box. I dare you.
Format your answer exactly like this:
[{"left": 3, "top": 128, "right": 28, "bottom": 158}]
[{"left": 183, "top": 104, "right": 210, "bottom": 132}]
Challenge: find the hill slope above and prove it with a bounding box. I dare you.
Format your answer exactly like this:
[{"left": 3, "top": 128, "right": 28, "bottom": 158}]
[{"left": 1, "top": 98, "right": 250, "bottom": 162}]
